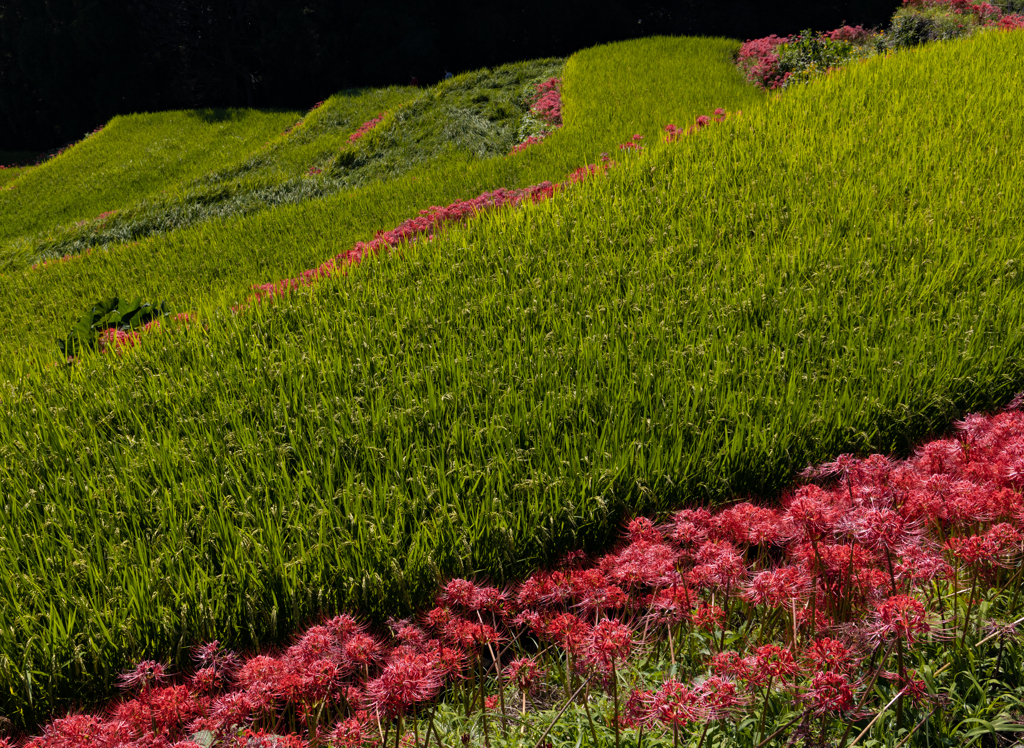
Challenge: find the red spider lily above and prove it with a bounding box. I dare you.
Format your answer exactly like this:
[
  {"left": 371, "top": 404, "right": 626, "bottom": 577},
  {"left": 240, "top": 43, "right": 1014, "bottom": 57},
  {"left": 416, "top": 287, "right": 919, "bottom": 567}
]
[
  {"left": 653, "top": 679, "right": 704, "bottom": 729},
  {"left": 621, "top": 688, "right": 657, "bottom": 728},
  {"left": 618, "top": 134, "right": 644, "bottom": 151},
  {"left": 736, "top": 34, "right": 790, "bottom": 89},
  {"left": 428, "top": 641, "right": 467, "bottom": 680},
  {"left": 748, "top": 644, "right": 801, "bottom": 688},
  {"left": 365, "top": 651, "right": 443, "bottom": 719},
  {"left": 511, "top": 134, "right": 545, "bottom": 154},
  {"left": 287, "top": 625, "right": 344, "bottom": 666},
  {"left": 282, "top": 658, "right": 341, "bottom": 703},
  {"left": 390, "top": 618, "right": 430, "bottom": 649},
  {"left": 846, "top": 507, "right": 919, "bottom": 553},
  {"left": 806, "top": 638, "right": 857, "bottom": 673},
  {"left": 588, "top": 618, "right": 634, "bottom": 670},
  {"left": 648, "top": 583, "right": 692, "bottom": 624},
  {"left": 827, "top": 24, "right": 871, "bottom": 42},
  {"left": 601, "top": 539, "right": 681, "bottom": 589},
  {"left": 442, "top": 616, "right": 502, "bottom": 649},
  {"left": 697, "top": 675, "right": 742, "bottom": 717},
  {"left": 897, "top": 672, "right": 930, "bottom": 706},
  {"left": 193, "top": 641, "right": 240, "bottom": 673},
  {"left": 745, "top": 566, "right": 810, "bottom": 608},
  {"left": 689, "top": 602, "right": 726, "bottom": 631},
  {"left": 709, "top": 651, "right": 753, "bottom": 682},
  {"left": 543, "top": 613, "right": 591, "bottom": 653},
  {"left": 785, "top": 485, "right": 843, "bottom": 541},
  {"left": 893, "top": 544, "right": 952, "bottom": 585},
  {"left": 669, "top": 508, "right": 713, "bottom": 547},
  {"left": 504, "top": 657, "right": 543, "bottom": 692},
  {"left": 439, "top": 578, "right": 477, "bottom": 608},
  {"left": 98, "top": 327, "right": 141, "bottom": 354},
  {"left": 117, "top": 660, "right": 171, "bottom": 692},
  {"left": 662, "top": 123, "right": 685, "bottom": 142},
  {"left": 346, "top": 111, "right": 385, "bottom": 142},
  {"left": 326, "top": 717, "right": 365, "bottom": 748},
  {"left": 188, "top": 690, "right": 258, "bottom": 734},
  {"left": 713, "top": 503, "right": 783, "bottom": 547},
  {"left": 627, "top": 517, "right": 662, "bottom": 542},
  {"left": 113, "top": 684, "right": 208, "bottom": 737},
  {"left": 344, "top": 632, "right": 385, "bottom": 671},
  {"left": 484, "top": 695, "right": 499, "bottom": 710},
  {"left": 422, "top": 606, "right": 453, "bottom": 630},
  {"left": 531, "top": 78, "right": 562, "bottom": 126},
  {"left": 803, "top": 671, "right": 855, "bottom": 715},
  {"left": 23, "top": 714, "right": 132, "bottom": 748},
  {"left": 871, "top": 595, "right": 929, "bottom": 645},
  {"left": 236, "top": 655, "right": 286, "bottom": 702},
  {"left": 189, "top": 666, "right": 225, "bottom": 693}
]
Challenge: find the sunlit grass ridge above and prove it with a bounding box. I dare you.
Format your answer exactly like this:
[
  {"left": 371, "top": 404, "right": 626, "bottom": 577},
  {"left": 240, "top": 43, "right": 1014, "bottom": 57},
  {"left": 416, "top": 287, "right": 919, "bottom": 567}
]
[
  {"left": 1, "top": 31, "right": 1023, "bottom": 731},
  {"left": 0, "top": 37, "right": 759, "bottom": 371}
]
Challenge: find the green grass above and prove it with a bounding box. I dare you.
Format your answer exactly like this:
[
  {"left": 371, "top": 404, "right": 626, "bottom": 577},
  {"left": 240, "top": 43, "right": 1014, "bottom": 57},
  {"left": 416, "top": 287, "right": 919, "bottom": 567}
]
[
  {"left": 0, "top": 37, "right": 760, "bottom": 372},
  {"left": 0, "top": 108, "right": 301, "bottom": 248},
  {"left": 0, "top": 60, "right": 563, "bottom": 271},
  {"left": 0, "top": 168, "right": 25, "bottom": 188},
  {"left": 0, "top": 29, "right": 1022, "bottom": 730}
]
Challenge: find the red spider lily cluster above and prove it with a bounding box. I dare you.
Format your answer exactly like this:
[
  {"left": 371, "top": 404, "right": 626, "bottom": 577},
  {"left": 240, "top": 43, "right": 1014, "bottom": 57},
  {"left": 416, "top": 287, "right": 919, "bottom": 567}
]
[
  {"left": 531, "top": 78, "right": 562, "bottom": 127},
  {"left": 510, "top": 78, "right": 563, "bottom": 155},
  {"left": 15, "top": 400, "right": 1024, "bottom": 747},
  {"left": 349, "top": 113, "right": 387, "bottom": 143},
  {"left": 283, "top": 120, "right": 305, "bottom": 136},
  {"left": 663, "top": 109, "right": 738, "bottom": 143},
  {"left": 827, "top": 25, "right": 873, "bottom": 42},
  {"left": 618, "top": 134, "right": 644, "bottom": 152},
  {"left": 736, "top": 34, "right": 793, "bottom": 90}
]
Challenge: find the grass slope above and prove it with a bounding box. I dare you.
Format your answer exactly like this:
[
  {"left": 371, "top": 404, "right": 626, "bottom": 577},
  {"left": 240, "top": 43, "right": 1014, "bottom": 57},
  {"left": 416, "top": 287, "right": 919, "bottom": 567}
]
[
  {"left": 1, "top": 30, "right": 1023, "bottom": 729},
  {"left": 0, "top": 37, "right": 760, "bottom": 374},
  {"left": 0, "top": 61, "right": 560, "bottom": 271},
  {"left": 0, "top": 108, "right": 301, "bottom": 249}
]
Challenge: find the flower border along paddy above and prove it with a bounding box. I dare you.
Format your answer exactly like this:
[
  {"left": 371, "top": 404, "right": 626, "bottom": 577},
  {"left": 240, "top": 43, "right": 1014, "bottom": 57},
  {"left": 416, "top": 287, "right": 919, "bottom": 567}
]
[{"left": 15, "top": 403, "right": 1024, "bottom": 748}]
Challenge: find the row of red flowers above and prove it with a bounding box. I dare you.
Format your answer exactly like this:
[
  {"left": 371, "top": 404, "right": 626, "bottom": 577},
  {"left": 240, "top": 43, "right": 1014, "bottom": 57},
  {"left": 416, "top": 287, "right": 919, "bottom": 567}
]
[{"left": 12, "top": 396, "right": 1024, "bottom": 747}]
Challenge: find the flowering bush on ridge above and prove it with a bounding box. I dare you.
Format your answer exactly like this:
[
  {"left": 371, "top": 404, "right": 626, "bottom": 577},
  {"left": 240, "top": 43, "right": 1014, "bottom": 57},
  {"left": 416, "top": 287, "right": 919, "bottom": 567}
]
[{"left": 739, "top": 0, "right": 1024, "bottom": 90}]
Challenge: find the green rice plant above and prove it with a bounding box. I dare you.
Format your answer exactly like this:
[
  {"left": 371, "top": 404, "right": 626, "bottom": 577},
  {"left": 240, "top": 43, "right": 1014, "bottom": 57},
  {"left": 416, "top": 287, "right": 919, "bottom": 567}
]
[
  {"left": 0, "top": 28, "right": 1021, "bottom": 731},
  {"left": 0, "top": 169, "right": 23, "bottom": 189},
  {"left": 0, "top": 36, "right": 760, "bottom": 372},
  {"left": 0, "top": 108, "right": 301, "bottom": 248}
]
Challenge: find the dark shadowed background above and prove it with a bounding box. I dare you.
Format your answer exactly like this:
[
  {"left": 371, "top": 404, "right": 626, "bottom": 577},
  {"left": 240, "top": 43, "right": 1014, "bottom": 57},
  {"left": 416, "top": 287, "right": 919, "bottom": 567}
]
[{"left": 0, "top": 0, "right": 899, "bottom": 152}]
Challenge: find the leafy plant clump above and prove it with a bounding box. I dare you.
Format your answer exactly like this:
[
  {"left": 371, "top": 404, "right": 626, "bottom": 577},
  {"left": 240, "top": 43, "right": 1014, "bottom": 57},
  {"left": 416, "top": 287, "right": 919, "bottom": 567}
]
[{"left": 57, "top": 296, "right": 177, "bottom": 359}]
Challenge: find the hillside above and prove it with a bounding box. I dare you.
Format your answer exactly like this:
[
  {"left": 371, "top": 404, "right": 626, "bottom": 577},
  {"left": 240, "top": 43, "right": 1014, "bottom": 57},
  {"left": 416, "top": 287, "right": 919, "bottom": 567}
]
[{"left": 1, "top": 24, "right": 1023, "bottom": 736}]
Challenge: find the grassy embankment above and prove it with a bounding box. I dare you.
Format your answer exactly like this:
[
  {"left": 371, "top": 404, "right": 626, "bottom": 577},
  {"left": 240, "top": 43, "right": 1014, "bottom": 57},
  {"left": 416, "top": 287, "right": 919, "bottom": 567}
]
[
  {"left": 1, "top": 29, "right": 1023, "bottom": 730},
  {"left": 0, "top": 38, "right": 757, "bottom": 370},
  {"left": 0, "top": 109, "right": 302, "bottom": 250}
]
